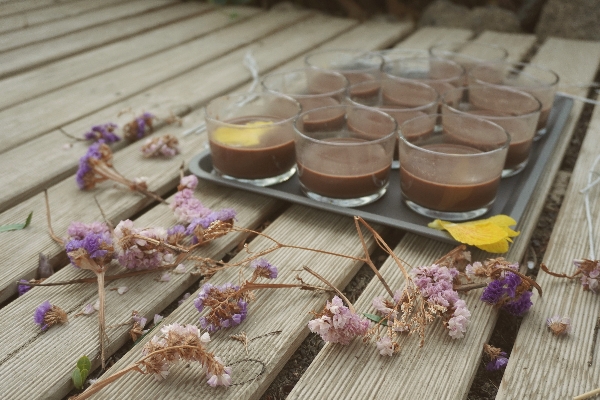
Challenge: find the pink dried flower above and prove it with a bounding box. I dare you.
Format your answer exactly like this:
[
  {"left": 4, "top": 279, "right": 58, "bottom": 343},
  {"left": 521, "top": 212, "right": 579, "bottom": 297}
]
[
  {"left": 376, "top": 335, "right": 396, "bottom": 356},
  {"left": 308, "top": 296, "right": 370, "bottom": 345},
  {"left": 170, "top": 187, "right": 211, "bottom": 224},
  {"left": 547, "top": 315, "right": 571, "bottom": 336},
  {"left": 140, "top": 135, "right": 180, "bottom": 158},
  {"left": 113, "top": 220, "right": 175, "bottom": 270},
  {"left": 179, "top": 175, "right": 198, "bottom": 190},
  {"left": 574, "top": 259, "right": 600, "bottom": 292}
]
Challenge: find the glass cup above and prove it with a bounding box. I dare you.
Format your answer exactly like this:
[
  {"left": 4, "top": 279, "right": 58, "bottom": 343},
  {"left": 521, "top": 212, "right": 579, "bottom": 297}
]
[
  {"left": 468, "top": 62, "right": 559, "bottom": 137},
  {"left": 206, "top": 92, "right": 301, "bottom": 187},
  {"left": 261, "top": 67, "right": 348, "bottom": 117},
  {"left": 429, "top": 42, "right": 508, "bottom": 74},
  {"left": 383, "top": 56, "right": 465, "bottom": 96},
  {"left": 304, "top": 50, "right": 384, "bottom": 97},
  {"left": 399, "top": 113, "right": 510, "bottom": 221},
  {"left": 294, "top": 105, "right": 397, "bottom": 207},
  {"left": 346, "top": 77, "right": 439, "bottom": 168},
  {"left": 442, "top": 85, "right": 541, "bottom": 177}
]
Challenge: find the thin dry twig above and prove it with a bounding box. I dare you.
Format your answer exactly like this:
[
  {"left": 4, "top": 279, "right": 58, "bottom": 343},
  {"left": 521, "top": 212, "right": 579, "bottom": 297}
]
[{"left": 44, "top": 190, "right": 64, "bottom": 245}]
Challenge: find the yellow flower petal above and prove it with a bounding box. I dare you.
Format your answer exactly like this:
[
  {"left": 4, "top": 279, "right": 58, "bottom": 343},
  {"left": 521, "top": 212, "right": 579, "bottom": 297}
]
[
  {"left": 212, "top": 121, "right": 273, "bottom": 146},
  {"left": 428, "top": 215, "right": 519, "bottom": 253}
]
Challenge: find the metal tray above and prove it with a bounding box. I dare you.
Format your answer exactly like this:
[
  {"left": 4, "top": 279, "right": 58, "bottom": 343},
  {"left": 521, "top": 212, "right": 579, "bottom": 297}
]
[{"left": 189, "top": 94, "right": 573, "bottom": 245}]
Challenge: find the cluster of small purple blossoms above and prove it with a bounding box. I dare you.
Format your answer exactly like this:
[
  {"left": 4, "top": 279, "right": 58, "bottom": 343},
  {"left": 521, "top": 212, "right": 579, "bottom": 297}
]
[
  {"left": 84, "top": 123, "right": 120, "bottom": 143},
  {"left": 194, "top": 283, "right": 248, "bottom": 332},
  {"left": 186, "top": 208, "right": 237, "bottom": 244},
  {"left": 308, "top": 296, "right": 370, "bottom": 345},
  {"left": 483, "top": 344, "right": 509, "bottom": 371},
  {"left": 34, "top": 300, "right": 68, "bottom": 331},
  {"left": 411, "top": 265, "right": 471, "bottom": 339},
  {"left": 166, "top": 224, "right": 187, "bottom": 245},
  {"left": 250, "top": 258, "right": 278, "bottom": 279},
  {"left": 124, "top": 112, "right": 155, "bottom": 141},
  {"left": 574, "top": 259, "right": 600, "bottom": 292},
  {"left": 65, "top": 221, "right": 114, "bottom": 267},
  {"left": 170, "top": 176, "right": 211, "bottom": 223},
  {"left": 113, "top": 220, "right": 175, "bottom": 270},
  {"left": 140, "top": 323, "right": 231, "bottom": 386},
  {"left": 75, "top": 141, "right": 113, "bottom": 190},
  {"left": 478, "top": 264, "right": 533, "bottom": 316},
  {"left": 18, "top": 279, "right": 32, "bottom": 296},
  {"left": 547, "top": 315, "right": 571, "bottom": 336},
  {"left": 140, "top": 134, "right": 180, "bottom": 158}
]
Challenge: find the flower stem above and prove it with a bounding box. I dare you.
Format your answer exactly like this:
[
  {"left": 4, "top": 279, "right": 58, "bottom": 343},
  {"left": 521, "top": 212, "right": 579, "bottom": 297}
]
[
  {"left": 95, "top": 271, "right": 107, "bottom": 369},
  {"left": 70, "top": 364, "right": 141, "bottom": 400},
  {"left": 303, "top": 266, "right": 356, "bottom": 313},
  {"left": 44, "top": 190, "right": 64, "bottom": 246}
]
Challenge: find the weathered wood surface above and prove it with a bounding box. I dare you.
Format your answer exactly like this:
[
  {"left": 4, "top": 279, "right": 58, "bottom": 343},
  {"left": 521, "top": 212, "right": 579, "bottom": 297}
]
[
  {"left": 0, "top": 0, "right": 78, "bottom": 17},
  {"left": 0, "top": 0, "right": 205, "bottom": 79},
  {"left": 0, "top": 12, "right": 359, "bottom": 302},
  {"left": 0, "top": 0, "right": 140, "bottom": 36},
  {"left": 497, "top": 40, "right": 600, "bottom": 400},
  {"left": 288, "top": 31, "right": 593, "bottom": 400}
]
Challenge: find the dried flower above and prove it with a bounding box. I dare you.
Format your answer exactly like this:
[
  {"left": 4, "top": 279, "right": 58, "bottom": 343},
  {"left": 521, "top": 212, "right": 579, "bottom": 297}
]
[
  {"left": 65, "top": 221, "right": 114, "bottom": 268},
  {"left": 75, "top": 141, "right": 113, "bottom": 190},
  {"left": 547, "top": 315, "right": 571, "bottom": 336},
  {"left": 178, "top": 292, "right": 191, "bottom": 306},
  {"left": 483, "top": 344, "right": 508, "bottom": 371},
  {"left": 308, "top": 296, "right": 370, "bottom": 345},
  {"left": 113, "top": 220, "right": 175, "bottom": 270},
  {"left": 195, "top": 283, "right": 248, "bottom": 332},
  {"left": 170, "top": 187, "right": 211, "bottom": 224},
  {"left": 18, "top": 279, "right": 32, "bottom": 296},
  {"left": 84, "top": 123, "right": 120, "bottom": 143},
  {"left": 179, "top": 175, "right": 198, "bottom": 191},
  {"left": 154, "top": 314, "right": 164, "bottom": 325},
  {"left": 410, "top": 264, "right": 470, "bottom": 339},
  {"left": 124, "top": 112, "right": 155, "bottom": 141},
  {"left": 158, "top": 272, "right": 171, "bottom": 282},
  {"left": 249, "top": 258, "right": 278, "bottom": 280},
  {"left": 117, "top": 286, "right": 129, "bottom": 295},
  {"left": 138, "top": 323, "right": 231, "bottom": 386},
  {"left": 574, "top": 259, "right": 600, "bottom": 292},
  {"left": 93, "top": 299, "right": 101, "bottom": 311},
  {"left": 34, "top": 301, "right": 68, "bottom": 330},
  {"left": 141, "top": 135, "right": 179, "bottom": 158},
  {"left": 173, "top": 264, "right": 186, "bottom": 274},
  {"left": 480, "top": 269, "right": 533, "bottom": 316},
  {"left": 186, "top": 209, "right": 237, "bottom": 244},
  {"left": 429, "top": 215, "right": 520, "bottom": 253},
  {"left": 130, "top": 311, "right": 148, "bottom": 341},
  {"left": 376, "top": 335, "right": 397, "bottom": 356},
  {"left": 80, "top": 303, "right": 96, "bottom": 315}
]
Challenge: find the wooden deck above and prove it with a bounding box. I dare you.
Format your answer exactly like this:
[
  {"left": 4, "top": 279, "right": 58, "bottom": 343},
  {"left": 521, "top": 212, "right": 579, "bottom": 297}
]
[{"left": 0, "top": 1, "right": 599, "bottom": 399}]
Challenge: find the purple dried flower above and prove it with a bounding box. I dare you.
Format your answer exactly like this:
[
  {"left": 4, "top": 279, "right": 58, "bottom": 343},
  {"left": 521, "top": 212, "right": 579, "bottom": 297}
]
[
  {"left": 34, "top": 301, "right": 68, "bottom": 330},
  {"left": 75, "top": 141, "right": 113, "bottom": 189},
  {"left": 113, "top": 220, "right": 175, "bottom": 270},
  {"left": 124, "top": 112, "right": 155, "bottom": 141},
  {"left": 84, "top": 123, "right": 120, "bottom": 143},
  {"left": 65, "top": 222, "right": 114, "bottom": 268},
  {"left": 481, "top": 271, "right": 532, "bottom": 316},
  {"left": 486, "top": 352, "right": 509, "bottom": 371},
  {"left": 170, "top": 188, "right": 211, "bottom": 224},
  {"left": 194, "top": 283, "right": 248, "bottom": 332},
  {"left": 18, "top": 279, "right": 31, "bottom": 296},
  {"left": 308, "top": 296, "right": 370, "bottom": 345},
  {"left": 250, "top": 258, "right": 278, "bottom": 279}
]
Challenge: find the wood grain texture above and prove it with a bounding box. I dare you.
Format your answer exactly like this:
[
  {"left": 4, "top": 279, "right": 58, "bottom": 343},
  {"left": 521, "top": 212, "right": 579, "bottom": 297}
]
[
  {"left": 88, "top": 206, "right": 383, "bottom": 400},
  {"left": 0, "top": 6, "right": 257, "bottom": 111},
  {"left": 0, "top": 0, "right": 79, "bottom": 17},
  {"left": 394, "top": 26, "right": 473, "bottom": 49},
  {"left": 0, "top": 12, "right": 357, "bottom": 303},
  {"left": 287, "top": 29, "right": 546, "bottom": 400},
  {"left": 0, "top": 0, "right": 136, "bottom": 35},
  {"left": 0, "top": 1, "right": 207, "bottom": 79},
  {"left": 0, "top": 7, "right": 314, "bottom": 155},
  {"left": 497, "top": 39, "right": 600, "bottom": 400}
]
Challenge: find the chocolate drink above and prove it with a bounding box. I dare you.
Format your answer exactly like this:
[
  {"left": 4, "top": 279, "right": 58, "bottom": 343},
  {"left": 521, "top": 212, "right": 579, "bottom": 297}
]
[
  {"left": 298, "top": 138, "right": 390, "bottom": 199},
  {"left": 457, "top": 109, "right": 532, "bottom": 170},
  {"left": 209, "top": 117, "right": 295, "bottom": 179},
  {"left": 298, "top": 97, "right": 345, "bottom": 132},
  {"left": 400, "top": 143, "right": 501, "bottom": 212},
  {"left": 345, "top": 72, "right": 380, "bottom": 98}
]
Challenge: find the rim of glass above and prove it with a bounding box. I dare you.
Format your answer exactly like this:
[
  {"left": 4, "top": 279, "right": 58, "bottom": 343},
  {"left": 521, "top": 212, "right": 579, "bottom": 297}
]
[
  {"left": 441, "top": 85, "right": 543, "bottom": 119},
  {"left": 383, "top": 56, "right": 466, "bottom": 84},
  {"left": 398, "top": 113, "right": 511, "bottom": 156},
  {"left": 469, "top": 61, "right": 560, "bottom": 87},
  {"left": 346, "top": 77, "right": 440, "bottom": 113},
  {"left": 294, "top": 105, "right": 398, "bottom": 146},
  {"left": 375, "top": 48, "right": 430, "bottom": 61},
  {"left": 429, "top": 42, "right": 509, "bottom": 61},
  {"left": 261, "top": 67, "right": 349, "bottom": 100},
  {"left": 205, "top": 92, "right": 302, "bottom": 128},
  {"left": 304, "top": 49, "right": 384, "bottom": 73}
]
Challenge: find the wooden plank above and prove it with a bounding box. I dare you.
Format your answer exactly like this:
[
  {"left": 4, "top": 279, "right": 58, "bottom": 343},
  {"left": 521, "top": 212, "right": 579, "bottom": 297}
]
[
  {"left": 497, "top": 39, "right": 600, "bottom": 399},
  {"left": 394, "top": 26, "right": 473, "bottom": 49},
  {"left": 288, "top": 29, "right": 547, "bottom": 400},
  {"left": 0, "top": 0, "right": 175, "bottom": 51},
  {"left": 0, "top": 7, "right": 313, "bottom": 155},
  {"left": 0, "top": 0, "right": 136, "bottom": 35},
  {"left": 0, "top": 8, "right": 312, "bottom": 213},
  {"left": 0, "top": 12, "right": 357, "bottom": 304},
  {"left": 0, "top": 0, "right": 78, "bottom": 17},
  {"left": 0, "top": 1, "right": 209, "bottom": 79},
  {"left": 0, "top": 6, "right": 259, "bottom": 111}
]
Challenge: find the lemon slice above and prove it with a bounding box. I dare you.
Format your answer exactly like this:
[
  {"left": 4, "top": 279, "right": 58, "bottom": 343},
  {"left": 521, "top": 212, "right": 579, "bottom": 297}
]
[{"left": 212, "top": 121, "right": 273, "bottom": 146}]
